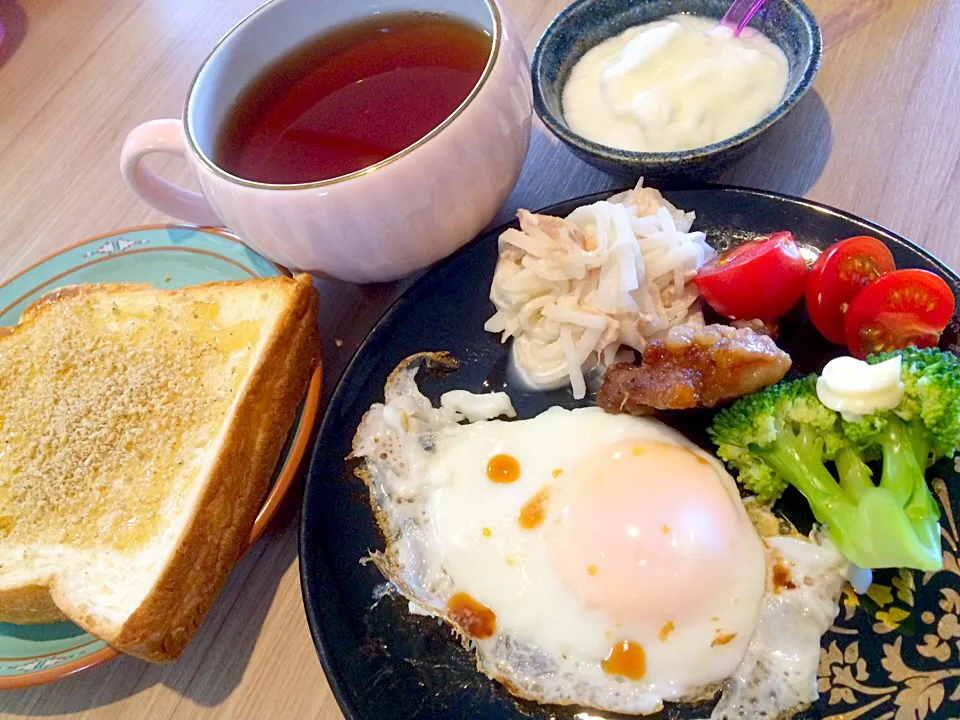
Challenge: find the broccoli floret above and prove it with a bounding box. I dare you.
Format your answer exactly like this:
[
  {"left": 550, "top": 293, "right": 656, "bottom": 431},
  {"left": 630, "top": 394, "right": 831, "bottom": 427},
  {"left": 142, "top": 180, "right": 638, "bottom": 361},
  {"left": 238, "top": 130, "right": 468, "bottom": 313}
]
[
  {"left": 834, "top": 347, "right": 960, "bottom": 571},
  {"left": 709, "top": 375, "right": 841, "bottom": 503},
  {"left": 866, "top": 347, "right": 960, "bottom": 462},
  {"left": 709, "top": 357, "right": 952, "bottom": 572}
]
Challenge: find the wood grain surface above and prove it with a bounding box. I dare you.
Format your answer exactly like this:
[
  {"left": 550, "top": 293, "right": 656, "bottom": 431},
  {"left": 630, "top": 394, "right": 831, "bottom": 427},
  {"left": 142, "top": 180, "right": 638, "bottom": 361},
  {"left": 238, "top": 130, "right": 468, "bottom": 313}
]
[{"left": 0, "top": 0, "right": 957, "bottom": 717}]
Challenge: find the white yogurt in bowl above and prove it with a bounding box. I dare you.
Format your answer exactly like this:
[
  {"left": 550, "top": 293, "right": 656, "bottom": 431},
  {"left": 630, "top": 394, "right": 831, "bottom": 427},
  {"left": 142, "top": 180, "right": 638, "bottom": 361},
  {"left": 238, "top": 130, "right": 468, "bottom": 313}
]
[{"left": 562, "top": 14, "right": 789, "bottom": 153}]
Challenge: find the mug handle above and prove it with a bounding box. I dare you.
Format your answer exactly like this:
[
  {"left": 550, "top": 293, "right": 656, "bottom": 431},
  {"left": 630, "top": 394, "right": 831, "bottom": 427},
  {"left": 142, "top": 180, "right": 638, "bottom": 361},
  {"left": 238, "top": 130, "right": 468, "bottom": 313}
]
[{"left": 120, "top": 119, "right": 222, "bottom": 226}]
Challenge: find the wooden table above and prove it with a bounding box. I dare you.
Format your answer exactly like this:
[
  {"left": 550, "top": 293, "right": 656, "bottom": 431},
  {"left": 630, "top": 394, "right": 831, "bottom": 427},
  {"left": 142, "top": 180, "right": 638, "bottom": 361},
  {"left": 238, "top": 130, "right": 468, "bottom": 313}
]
[{"left": 0, "top": 0, "right": 957, "bottom": 717}]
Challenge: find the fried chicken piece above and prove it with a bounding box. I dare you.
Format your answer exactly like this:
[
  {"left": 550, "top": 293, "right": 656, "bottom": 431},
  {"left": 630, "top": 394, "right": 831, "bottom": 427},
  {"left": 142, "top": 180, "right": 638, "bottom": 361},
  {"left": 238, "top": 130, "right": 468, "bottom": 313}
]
[
  {"left": 597, "top": 323, "right": 792, "bottom": 415},
  {"left": 730, "top": 317, "right": 780, "bottom": 340}
]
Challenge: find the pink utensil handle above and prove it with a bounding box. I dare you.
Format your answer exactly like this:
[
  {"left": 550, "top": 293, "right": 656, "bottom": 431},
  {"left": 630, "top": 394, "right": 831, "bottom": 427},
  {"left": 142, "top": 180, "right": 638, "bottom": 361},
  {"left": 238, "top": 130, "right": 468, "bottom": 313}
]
[
  {"left": 720, "top": 0, "right": 768, "bottom": 35},
  {"left": 120, "top": 119, "right": 222, "bottom": 226}
]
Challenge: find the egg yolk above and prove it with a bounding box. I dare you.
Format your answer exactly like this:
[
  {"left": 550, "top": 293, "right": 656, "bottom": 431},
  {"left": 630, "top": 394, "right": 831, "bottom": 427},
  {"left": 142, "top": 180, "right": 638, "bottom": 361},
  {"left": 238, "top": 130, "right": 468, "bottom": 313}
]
[{"left": 544, "top": 440, "right": 763, "bottom": 623}]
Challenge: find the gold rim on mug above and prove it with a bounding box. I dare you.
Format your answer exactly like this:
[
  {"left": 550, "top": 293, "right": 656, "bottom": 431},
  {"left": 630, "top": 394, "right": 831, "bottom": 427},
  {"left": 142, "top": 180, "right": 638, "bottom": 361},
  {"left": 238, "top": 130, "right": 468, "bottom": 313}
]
[
  {"left": 0, "top": 224, "right": 323, "bottom": 690},
  {"left": 182, "top": 0, "right": 504, "bottom": 190}
]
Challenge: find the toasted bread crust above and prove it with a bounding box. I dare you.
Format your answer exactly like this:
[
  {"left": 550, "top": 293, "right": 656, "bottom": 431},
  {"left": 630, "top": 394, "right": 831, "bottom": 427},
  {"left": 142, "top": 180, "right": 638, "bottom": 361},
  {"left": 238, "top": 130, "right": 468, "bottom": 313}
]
[
  {"left": 0, "top": 583, "right": 67, "bottom": 624},
  {"left": 0, "top": 275, "right": 320, "bottom": 661}
]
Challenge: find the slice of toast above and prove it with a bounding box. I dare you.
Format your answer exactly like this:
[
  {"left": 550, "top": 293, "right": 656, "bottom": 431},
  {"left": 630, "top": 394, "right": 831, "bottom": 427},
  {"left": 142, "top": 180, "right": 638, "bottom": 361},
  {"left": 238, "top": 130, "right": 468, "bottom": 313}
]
[{"left": 0, "top": 274, "right": 320, "bottom": 662}]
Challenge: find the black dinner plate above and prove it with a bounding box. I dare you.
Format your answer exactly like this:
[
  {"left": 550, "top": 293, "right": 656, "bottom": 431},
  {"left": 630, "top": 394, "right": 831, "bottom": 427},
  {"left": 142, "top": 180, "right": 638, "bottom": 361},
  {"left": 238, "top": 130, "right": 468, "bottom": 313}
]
[{"left": 300, "top": 186, "right": 960, "bottom": 720}]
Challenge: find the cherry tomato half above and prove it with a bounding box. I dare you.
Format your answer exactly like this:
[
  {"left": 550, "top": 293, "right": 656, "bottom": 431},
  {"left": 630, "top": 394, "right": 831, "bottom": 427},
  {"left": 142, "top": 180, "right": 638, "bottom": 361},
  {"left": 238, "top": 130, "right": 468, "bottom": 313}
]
[
  {"left": 806, "top": 236, "right": 896, "bottom": 344},
  {"left": 844, "top": 269, "right": 956, "bottom": 359},
  {"left": 694, "top": 232, "right": 807, "bottom": 320}
]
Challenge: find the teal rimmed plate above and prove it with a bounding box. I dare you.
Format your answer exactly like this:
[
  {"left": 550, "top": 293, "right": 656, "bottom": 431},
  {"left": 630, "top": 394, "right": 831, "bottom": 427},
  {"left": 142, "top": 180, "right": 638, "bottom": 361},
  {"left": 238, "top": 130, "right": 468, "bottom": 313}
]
[{"left": 0, "top": 225, "right": 322, "bottom": 689}]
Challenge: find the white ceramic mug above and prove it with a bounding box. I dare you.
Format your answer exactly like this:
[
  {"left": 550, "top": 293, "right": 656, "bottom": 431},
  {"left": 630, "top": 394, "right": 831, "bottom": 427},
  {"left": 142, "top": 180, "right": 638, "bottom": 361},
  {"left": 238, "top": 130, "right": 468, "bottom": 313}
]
[{"left": 121, "top": 0, "right": 532, "bottom": 283}]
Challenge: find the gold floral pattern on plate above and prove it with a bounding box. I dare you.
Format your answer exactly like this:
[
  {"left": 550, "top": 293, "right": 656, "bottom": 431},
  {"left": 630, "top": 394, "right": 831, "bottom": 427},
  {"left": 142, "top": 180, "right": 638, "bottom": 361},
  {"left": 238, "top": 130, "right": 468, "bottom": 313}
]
[{"left": 816, "top": 478, "right": 960, "bottom": 720}]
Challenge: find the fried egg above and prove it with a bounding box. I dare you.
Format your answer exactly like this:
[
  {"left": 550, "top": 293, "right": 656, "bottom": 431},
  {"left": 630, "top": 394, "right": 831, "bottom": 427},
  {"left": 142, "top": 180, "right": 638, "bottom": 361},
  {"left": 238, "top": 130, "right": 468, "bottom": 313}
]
[{"left": 352, "top": 354, "right": 851, "bottom": 717}]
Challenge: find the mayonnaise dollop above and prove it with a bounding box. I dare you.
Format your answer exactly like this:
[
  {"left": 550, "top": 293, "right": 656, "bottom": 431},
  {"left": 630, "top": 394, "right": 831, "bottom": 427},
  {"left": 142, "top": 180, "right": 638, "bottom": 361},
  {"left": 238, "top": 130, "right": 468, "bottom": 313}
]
[
  {"left": 562, "top": 15, "right": 789, "bottom": 153},
  {"left": 816, "top": 356, "right": 904, "bottom": 421}
]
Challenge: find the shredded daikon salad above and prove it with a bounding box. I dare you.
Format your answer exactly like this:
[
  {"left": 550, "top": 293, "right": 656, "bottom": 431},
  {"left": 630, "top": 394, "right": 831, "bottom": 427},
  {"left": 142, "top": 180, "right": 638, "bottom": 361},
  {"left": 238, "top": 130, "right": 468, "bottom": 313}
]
[{"left": 484, "top": 181, "right": 715, "bottom": 399}]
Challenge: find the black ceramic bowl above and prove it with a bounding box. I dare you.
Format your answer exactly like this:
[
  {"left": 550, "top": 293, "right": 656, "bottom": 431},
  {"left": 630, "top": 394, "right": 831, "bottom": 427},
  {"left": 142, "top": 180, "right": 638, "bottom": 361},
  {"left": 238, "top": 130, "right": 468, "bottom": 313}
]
[{"left": 532, "top": 0, "right": 822, "bottom": 180}]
